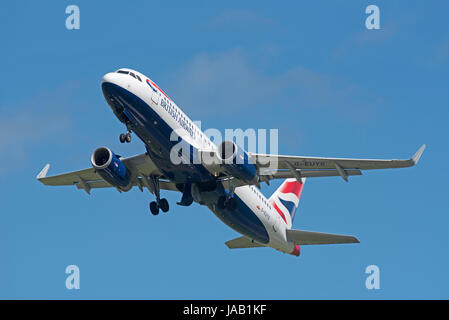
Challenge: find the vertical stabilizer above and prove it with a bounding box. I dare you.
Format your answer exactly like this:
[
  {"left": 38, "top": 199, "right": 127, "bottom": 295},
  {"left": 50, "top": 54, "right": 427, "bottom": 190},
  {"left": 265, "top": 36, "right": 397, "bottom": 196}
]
[{"left": 269, "top": 178, "right": 306, "bottom": 228}]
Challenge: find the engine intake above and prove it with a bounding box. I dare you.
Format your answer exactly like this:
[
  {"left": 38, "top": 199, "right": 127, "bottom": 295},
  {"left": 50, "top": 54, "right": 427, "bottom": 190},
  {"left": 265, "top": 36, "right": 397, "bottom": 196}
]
[
  {"left": 216, "top": 141, "right": 258, "bottom": 184},
  {"left": 91, "top": 147, "right": 131, "bottom": 190}
]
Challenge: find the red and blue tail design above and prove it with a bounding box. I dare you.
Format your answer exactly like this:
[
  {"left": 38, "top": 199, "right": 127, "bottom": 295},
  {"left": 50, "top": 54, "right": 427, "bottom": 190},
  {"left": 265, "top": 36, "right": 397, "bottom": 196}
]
[{"left": 269, "top": 178, "right": 306, "bottom": 229}]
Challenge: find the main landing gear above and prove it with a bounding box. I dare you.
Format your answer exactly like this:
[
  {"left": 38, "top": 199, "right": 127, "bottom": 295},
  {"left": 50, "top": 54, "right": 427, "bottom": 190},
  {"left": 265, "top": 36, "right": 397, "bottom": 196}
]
[
  {"left": 217, "top": 196, "right": 237, "bottom": 211},
  {"left": 150, "top": 198, "right": 169, "bottom": 215},
  {"left": 217, "top": 180, "right": 237, "bottom": 211},
  {"left": 148, "top": 175, "right": 169, "bottom": 215}
]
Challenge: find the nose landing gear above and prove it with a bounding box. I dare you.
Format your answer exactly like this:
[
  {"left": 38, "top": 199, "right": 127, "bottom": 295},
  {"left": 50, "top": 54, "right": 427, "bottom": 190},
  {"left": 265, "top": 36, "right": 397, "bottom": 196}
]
[
  {"left": 119, "top": 131, "right": 132, "bottom": 143},
  {"left": 119, "top": 122, "right": 133, "bottom": 143}
]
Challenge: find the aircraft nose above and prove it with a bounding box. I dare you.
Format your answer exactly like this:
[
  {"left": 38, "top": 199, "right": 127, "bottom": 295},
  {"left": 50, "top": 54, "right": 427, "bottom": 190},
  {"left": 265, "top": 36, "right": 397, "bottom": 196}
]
[
  {"left": 101, "top": 72, "right": 117, "bottom": 85},
  {"left": 101, "top": 72, "right": 124, "bottom": 104}
]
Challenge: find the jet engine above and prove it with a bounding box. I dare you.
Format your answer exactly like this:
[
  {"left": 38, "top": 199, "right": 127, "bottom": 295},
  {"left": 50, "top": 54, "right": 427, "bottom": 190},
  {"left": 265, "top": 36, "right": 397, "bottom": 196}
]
[
  {"left": 90, "top": 147, "right": 132, "bottom": 191},
  {"left": 216, "top": 141, "right": 258, "bottom": 184}
]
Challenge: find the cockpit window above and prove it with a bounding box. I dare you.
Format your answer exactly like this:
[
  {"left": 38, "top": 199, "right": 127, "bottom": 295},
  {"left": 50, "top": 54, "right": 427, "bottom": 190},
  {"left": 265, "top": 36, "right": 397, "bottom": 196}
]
[{"left": 116, "top": 70, "right": 142, "bottom": 82}]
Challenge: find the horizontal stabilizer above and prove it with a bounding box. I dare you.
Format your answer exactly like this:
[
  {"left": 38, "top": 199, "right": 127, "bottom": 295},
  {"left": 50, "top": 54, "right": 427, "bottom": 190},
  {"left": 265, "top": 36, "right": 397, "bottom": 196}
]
[
  {"left": 225, "top": 236, "right": 265, "bottom": 249},
  {"left": 286, "top": 229, "right": 360, "bottom": 245}
]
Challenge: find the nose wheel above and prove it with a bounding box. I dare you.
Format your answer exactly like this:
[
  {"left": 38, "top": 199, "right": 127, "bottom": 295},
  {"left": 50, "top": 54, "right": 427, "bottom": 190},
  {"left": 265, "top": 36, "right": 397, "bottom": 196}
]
[{"left": 119, "top": 132, "right": 132, "bottom": 143}]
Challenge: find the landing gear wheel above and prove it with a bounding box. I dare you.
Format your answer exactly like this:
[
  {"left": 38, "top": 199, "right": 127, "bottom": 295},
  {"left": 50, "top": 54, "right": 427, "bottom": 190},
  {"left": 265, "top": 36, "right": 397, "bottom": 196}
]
[
  {"left": 159, "top": 198, "right": 169, "bottom": 213},
  {"left": 150, "top": 201, "right": 159, "bottom": 215},
  {"left": 120, "top": 131, "right": 132, "bottom": 143}
]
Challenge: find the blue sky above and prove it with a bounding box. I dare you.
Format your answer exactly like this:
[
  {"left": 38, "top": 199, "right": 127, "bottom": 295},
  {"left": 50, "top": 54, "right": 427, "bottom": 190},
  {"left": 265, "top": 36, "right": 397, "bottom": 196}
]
[{"left": 0, "top": 1, "right": 448, "bottom": 299}]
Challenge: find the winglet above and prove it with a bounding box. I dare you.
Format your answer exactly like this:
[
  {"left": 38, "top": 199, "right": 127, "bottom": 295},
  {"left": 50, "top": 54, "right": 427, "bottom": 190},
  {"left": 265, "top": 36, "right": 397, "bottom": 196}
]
[
  {"left": 412, "top": 144, "right": 426, "bottom": 165},
  {"left": 36, "top": 164, "right": 50, "bottom": 180}
]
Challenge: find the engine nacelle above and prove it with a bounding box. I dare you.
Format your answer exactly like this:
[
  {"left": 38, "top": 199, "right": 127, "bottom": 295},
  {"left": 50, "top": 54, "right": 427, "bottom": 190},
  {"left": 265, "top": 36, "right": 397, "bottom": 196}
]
[
  {"left": 91, "top": 147, "right": 131, "bottom": 191},
  {"left": 216, "top": 141, "right": 258, "bottom": 184}
]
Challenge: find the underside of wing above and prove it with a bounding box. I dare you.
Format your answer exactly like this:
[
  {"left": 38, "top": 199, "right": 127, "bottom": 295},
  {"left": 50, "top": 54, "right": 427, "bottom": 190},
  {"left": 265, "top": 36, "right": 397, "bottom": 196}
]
[
  {"left": 36, "top": 153, "right": 178, "bottom": 194},
  {"left": 286, "top": 229, "right": 360, "bottom": 245},
  {"left": 37, "top": 166, "right": 100, "bottom": 186},
  {"left": 250, "top": 144, "right": 425, "bottom": 182}
]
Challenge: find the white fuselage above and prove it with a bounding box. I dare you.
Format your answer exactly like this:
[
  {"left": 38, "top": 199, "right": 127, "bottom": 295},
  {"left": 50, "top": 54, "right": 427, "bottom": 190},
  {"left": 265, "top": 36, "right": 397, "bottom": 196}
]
[{"left": 102, "top": 68, "right": 298, "bottom": 255}]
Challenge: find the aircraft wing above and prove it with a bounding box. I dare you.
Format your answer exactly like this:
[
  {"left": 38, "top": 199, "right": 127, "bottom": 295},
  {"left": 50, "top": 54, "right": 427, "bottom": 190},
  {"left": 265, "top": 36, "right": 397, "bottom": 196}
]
[
  {"left": 36, "top": 153, "right": 178, "bottom": 194},
  {"left": 249, "top": 144, "right": 425, "bottom": 182},
  {"left": 286, "top": 229, "right": 360, "bottom": 245}
]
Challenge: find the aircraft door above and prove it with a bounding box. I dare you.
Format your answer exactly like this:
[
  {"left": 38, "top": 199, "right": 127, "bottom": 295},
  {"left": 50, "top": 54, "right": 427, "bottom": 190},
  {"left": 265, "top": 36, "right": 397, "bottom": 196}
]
[{"left": 151, "top": 90, "right": 160, "bottom": 105}]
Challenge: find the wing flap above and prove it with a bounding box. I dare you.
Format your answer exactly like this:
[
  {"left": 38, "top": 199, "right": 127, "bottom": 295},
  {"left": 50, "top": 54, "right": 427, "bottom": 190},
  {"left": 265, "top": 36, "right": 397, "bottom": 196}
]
[
  {"left": 267, "top": 169, "right": 362, "bottom": 179},
  {"left": 286, "top": 229, "right": 360, "bottom": 245},
  {"left": 75, "top": 180, "right": 111, "bottom": 190},
  {"left": 72, "top": 178, "right": 178, "bottom": 192}
]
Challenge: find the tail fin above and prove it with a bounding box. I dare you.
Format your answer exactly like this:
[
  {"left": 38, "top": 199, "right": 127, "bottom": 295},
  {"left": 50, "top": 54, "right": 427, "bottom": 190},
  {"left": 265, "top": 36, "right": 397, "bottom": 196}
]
[{"left": 269, "top": 178, "right": 306, "bottom": 228}]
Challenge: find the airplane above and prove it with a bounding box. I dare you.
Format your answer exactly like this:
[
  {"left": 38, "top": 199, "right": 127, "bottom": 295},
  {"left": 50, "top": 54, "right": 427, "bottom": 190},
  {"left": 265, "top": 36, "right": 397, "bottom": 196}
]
[{"left": 36, "top": 68, "right": 426, "bottom": 257}]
